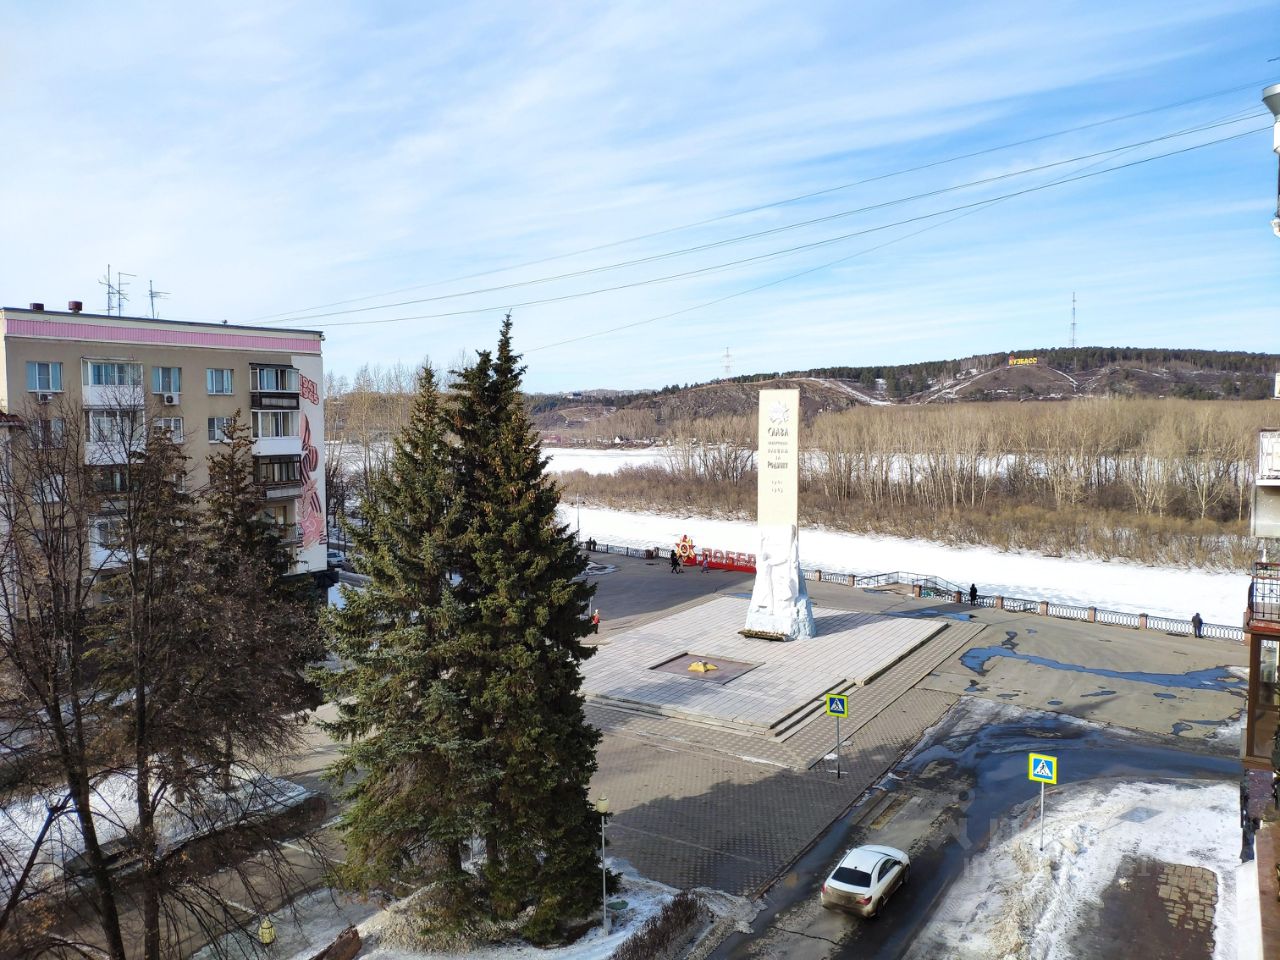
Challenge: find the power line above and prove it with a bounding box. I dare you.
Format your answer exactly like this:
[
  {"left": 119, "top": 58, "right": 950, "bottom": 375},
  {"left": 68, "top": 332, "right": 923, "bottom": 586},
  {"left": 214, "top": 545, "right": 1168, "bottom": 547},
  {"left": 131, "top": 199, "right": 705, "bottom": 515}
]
[
  {"left": 268, "top": 111, "right": 1261, "bottom": 325},
  {"left": 529, "top": 123, "right": 1177, "bottom": 355},
  {"left": 250, "top": 78, "right": 1277, "bottom": 323},
  {"left": 304, "top": 126, "right": 1265, "bottom": 331}
]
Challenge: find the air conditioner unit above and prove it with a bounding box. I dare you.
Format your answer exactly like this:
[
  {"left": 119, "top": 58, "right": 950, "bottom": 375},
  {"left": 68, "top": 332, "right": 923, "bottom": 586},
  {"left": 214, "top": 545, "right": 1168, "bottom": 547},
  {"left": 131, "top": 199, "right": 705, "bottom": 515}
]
[
  {"left": 162, "top": 394, "right": 180, "bottom": 406},
  {"left": 36, "top": 393, "right": 52, "bottom": 404}
]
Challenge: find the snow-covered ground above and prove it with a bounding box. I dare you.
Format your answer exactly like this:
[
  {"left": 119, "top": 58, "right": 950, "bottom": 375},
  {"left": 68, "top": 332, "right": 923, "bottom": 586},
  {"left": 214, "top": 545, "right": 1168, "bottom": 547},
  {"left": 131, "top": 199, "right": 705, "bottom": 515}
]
[
  {"left": 905, "top": 778, "right": 1240, "bottom": 960},
  {"left": 0, "top": 767, "right": 311, "bottom": 898},
  {"left": 562, "top": 505, "right": 1248, "bottom": 625},
  {"left": 544, "top": 447, "right": 667, "bottom": 475},
  {"left": 198, "top": 863, "right": 754, "bottom": 960}
]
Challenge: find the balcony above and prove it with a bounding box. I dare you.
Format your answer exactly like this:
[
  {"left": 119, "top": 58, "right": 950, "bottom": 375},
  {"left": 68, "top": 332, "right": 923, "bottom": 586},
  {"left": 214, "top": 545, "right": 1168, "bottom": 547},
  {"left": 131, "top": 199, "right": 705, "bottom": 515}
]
[
  {"left": 250, "top": 392, "right": 300, "bottom": 411},
  {"left": 1259, "top": 430, "right": 1280, "bottom": 486},
  {"left": 1248, "top": 561, "right": 1280, "bottom": 635},
  {"left": 82, "top": 384, "right": 144, "bottom": 408},
  {"left": 85, "top": 438, "right": 144, "bottom": 466},
  {"left": 252, "top": 435, "right": 302, "bottom": 457}
]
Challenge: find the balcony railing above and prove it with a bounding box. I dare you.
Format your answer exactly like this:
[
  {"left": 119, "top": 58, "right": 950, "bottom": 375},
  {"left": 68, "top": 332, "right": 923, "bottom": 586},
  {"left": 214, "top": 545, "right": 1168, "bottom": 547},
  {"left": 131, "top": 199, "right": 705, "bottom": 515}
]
[{"left": 1248, "top": 561, "right": 1280, "bottom": 633}]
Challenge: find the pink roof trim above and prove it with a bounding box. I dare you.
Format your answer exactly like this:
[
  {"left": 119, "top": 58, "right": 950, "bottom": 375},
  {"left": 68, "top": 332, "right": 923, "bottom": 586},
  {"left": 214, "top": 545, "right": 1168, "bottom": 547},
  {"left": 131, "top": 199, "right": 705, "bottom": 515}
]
[{"left": 5, "top": 318, "right": 321, "bottom": 354}]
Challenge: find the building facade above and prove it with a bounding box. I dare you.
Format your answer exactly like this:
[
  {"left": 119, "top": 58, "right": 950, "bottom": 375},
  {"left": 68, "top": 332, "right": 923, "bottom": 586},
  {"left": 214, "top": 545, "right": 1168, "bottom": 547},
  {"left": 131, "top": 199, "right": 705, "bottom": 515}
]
[{"left": 0, "top": 303, "right": 327, "bottom": 577}]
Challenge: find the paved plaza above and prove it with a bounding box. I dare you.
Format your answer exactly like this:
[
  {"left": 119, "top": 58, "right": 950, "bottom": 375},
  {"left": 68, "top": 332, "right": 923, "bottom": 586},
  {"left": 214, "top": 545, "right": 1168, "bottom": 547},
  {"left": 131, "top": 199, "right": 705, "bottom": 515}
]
[
  {"left": 581, "top": 594, "right": 945, "bottom": 735},
  {"left": 583, "top": 553, "right": 1249, "bottom": 899}
]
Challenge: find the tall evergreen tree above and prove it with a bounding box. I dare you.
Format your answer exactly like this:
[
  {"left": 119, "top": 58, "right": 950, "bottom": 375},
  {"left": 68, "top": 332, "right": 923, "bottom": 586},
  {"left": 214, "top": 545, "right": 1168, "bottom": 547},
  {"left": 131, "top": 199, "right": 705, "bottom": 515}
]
[
  {"left": 448, "top": 316, "right": 602, "bottom": 942},
  {"left": 324, "top": 369, "right": 494, "bottom": 911}
]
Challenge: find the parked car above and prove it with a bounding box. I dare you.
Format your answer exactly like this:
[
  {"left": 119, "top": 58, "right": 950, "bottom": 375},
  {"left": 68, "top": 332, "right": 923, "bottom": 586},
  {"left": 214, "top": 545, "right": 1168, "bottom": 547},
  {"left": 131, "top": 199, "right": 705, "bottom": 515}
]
[
  {"left": 326, "top": 549, "right": 344, "bottom": 567},
  {"left": 820, "top": 844, "right": 909, "bottom": 917}
]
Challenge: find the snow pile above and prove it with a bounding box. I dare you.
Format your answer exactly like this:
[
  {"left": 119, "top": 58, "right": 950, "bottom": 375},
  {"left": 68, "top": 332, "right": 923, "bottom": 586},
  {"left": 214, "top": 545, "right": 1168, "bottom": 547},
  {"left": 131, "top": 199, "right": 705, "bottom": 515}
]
[
  {"left": 0, "top": 767, "right": 311, "bottom": 896},
  {"left": 562, "top": 505, "right": 1248, "bottom": 624},
  {"left": 214, "top": 864, "right": 754, "bottom": 960},
  {"left": 906, "top": 779, "right": 1239, "bottom": 960}
]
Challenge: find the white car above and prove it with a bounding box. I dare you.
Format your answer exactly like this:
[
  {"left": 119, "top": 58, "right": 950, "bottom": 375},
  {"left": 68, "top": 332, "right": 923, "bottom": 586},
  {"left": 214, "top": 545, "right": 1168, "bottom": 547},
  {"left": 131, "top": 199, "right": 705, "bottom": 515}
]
[{"left": 820, "top": 844, "right": 909, "bottom": 917}]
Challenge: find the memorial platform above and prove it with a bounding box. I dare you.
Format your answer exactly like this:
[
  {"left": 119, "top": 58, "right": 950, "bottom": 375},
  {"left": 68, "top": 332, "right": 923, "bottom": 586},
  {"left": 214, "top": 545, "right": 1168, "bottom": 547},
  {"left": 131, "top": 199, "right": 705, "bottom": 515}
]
[{"left": 580, "top": 595, "right": 945, "bottom": 739}]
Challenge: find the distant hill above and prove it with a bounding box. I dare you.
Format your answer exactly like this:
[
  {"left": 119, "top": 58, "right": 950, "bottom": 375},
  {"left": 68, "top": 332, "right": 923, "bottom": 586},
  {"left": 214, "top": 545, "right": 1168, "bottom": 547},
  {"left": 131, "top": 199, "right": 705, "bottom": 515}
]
[{"left": 530, "top": 347, "right": 1280, "bottom": 435}]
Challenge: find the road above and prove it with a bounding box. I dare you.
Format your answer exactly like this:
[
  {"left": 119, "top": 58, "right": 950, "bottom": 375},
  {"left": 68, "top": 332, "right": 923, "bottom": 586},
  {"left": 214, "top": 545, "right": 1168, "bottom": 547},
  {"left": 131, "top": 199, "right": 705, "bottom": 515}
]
[{"left": 710, "top": 697, "right": 1239, "bottom": 960}]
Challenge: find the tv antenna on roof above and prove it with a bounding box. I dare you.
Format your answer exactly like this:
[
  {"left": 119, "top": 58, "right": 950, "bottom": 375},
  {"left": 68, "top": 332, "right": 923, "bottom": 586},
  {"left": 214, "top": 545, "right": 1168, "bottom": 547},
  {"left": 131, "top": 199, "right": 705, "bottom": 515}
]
[
  {"left": 99, "top": 266, "right": 135, "bottom": 316},
  {"left": 148, "top": 281, "right": 169, "bottom": 319}
]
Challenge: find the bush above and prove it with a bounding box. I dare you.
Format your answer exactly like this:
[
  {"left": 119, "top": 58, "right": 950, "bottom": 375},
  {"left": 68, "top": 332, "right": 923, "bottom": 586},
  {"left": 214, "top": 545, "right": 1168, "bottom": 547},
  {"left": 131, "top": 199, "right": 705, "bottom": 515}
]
[{"left": 614, "top": 890, "right": 704, "bottom": 960}]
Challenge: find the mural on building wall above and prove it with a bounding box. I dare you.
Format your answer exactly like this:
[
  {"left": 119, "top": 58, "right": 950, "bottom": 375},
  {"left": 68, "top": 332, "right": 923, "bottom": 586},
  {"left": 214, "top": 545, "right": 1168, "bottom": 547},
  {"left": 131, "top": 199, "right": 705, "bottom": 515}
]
[{"left": 298, "top": 373, "right": 326, "bottom": 549}]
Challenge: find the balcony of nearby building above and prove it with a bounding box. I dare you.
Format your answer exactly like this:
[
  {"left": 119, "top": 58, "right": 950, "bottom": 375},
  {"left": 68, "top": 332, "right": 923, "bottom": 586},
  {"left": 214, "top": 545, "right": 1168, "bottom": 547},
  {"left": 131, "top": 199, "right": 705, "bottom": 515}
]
[
  {"left": 250, "top": 364, "right": 301, "bottom": 414},
  {"left": 1250, "top": 561, "right": 1280, "bottom": 634},
  {"left": 255, "top": 454, "right": 304, "bottom": 501}
]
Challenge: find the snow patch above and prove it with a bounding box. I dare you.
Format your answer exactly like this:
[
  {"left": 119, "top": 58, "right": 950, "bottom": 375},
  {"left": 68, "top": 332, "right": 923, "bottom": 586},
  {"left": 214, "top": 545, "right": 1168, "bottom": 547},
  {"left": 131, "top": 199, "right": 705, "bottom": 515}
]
[
  {"left": 564, "top": 505, "right": 1247, "bottom": 623},
  {"left": 905, "top": 779, "right": 1239, "bottom": 960}
]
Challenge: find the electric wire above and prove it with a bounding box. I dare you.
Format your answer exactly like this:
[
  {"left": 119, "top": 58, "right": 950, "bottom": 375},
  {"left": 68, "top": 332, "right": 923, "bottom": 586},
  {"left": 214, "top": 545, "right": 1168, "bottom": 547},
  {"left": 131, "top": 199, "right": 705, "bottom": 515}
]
[
  {"left": 251, "top": 78, "right": 1276, "bottom": 323},
  {"left": 304, "top": 125, "right": 1265, "bottom": 330},
  {"left": 267, "top": 111, "right": 1264, "bottom": 325}
]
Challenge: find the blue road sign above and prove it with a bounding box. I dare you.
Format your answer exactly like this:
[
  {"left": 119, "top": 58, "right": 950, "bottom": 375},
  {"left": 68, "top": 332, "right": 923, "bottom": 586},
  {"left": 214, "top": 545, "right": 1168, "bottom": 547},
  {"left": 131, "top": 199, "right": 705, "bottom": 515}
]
[
  {"left": 1028, "top": 753, "right": 1057, "bottom": 784},
  {"left": 825, "top": 694, "right": 848, "bottom": 717}
]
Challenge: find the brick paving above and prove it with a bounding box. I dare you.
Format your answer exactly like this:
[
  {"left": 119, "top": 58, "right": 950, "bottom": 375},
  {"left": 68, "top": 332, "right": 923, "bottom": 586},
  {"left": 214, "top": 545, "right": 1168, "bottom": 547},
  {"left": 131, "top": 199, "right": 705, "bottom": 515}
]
[
  {"left": 1075, "top": 856, "right": 1217, "bottom": 959},
  {"left": 582, "top": 595, "right": 942, "bottom": 731}
]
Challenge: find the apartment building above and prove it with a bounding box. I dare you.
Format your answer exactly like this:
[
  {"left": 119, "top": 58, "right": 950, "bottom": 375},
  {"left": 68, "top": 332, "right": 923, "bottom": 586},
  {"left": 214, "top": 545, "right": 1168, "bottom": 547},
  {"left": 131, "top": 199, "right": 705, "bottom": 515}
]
[{"left": 0, "top": 302, "right": 327, "bottom": 578}]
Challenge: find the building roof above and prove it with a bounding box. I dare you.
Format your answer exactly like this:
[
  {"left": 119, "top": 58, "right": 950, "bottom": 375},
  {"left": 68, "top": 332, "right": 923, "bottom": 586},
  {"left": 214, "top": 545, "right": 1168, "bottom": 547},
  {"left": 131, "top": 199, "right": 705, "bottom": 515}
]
[{"left": 0, "top": 306, "right": 323, "bottom": 338}]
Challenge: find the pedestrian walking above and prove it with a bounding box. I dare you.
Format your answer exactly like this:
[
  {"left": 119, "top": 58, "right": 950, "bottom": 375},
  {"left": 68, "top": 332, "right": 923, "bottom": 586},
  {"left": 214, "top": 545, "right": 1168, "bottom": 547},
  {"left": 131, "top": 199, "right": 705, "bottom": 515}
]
[
  {"left": 969, "top": 584, "right": 978, "bottom": 606},
  {"left": 701, "top": 552, "right": 710, "bottom": 573},
  {"left": 1242, "top": 815, "right": 1259, "bottom": 863},
  {"left": 1191, "top": 612, "right": 1203, "bottom": 638},
  {"left": 591, "top": 609, "right": 600, "bottom": 634},
  {"left": 669, "top": 549, "right": 681, "bottom": 573}
]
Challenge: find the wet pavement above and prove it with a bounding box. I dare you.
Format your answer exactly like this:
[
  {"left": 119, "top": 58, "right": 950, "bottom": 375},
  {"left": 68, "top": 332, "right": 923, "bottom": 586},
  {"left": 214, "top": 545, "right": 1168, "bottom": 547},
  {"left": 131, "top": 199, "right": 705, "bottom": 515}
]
[{"left": 709, "top": 698, "right": 1238, "bottom": 960}]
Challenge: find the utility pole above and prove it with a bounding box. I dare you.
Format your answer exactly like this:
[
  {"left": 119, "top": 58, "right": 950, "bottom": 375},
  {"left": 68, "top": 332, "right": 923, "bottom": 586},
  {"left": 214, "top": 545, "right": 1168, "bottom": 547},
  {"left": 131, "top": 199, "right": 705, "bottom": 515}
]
[{"left": 1070, "top": 293, "right": 1077, "bottom": 349}]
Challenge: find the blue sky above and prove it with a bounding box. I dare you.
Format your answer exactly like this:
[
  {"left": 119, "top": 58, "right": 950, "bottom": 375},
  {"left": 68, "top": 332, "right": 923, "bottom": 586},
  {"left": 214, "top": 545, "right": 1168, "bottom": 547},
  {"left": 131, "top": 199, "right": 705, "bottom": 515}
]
[{"left": 2, "top": 1, "right": 1277, "bottom": 391}]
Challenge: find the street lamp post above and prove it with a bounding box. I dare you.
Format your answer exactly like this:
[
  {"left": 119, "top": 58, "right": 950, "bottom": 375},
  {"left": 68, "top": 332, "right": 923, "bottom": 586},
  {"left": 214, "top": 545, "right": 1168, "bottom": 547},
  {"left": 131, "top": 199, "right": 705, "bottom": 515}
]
[
  {"left": 576, "top": 496, "right": 583, "bottom": 540},
  {"left": 595, "top": 796, "right": 609, "bottom": 935},
  {"left": 1263, "top": 83, "right": 1280, "bottom": 237}
]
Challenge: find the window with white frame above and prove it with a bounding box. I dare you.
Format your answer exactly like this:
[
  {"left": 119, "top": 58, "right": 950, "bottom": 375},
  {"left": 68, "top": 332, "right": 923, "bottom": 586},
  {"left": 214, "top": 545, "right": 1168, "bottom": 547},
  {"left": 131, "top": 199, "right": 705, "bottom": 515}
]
[
  {"left": 31, "top": 418, "right": 66, "bottom": 449},
  {"left": 251, "top": 366, "right": 300, "bottom": 392},
  {"left": 91, "top": 516, "right": 125, "bottom": 549},
  {"left": 207, "top": 416, "right": 235, "bottom": 443},
  {"left": 151, "top": 367, "right": 181, "bottom": 394},
  {"left": 255, "top": 456, "right": 301, "bottom": 485},
  {"left": 26, "top": 361, "right": 63, "bottom": 392},
  {"left": 154, "top": 417, "right": 184, "bottom": 443},
  {"left": 252, "top": 410, "right": 299, "bottom": 439},
  {"left": 38, "top": 475, "right": 66, "bottom": 503},
  {"left": 85, "top": 409, "right": 138, "bottom": 444},
  {"left": 82, "top": 360, "right": 143, "bottom": 387},
  {"left": 207, "top": 368, "right": 234, "bottom": 394}
]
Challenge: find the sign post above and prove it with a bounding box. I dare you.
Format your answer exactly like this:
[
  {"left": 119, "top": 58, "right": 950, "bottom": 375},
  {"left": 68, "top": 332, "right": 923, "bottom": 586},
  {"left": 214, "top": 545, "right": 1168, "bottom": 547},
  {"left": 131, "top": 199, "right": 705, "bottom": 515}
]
[
  {"left": 826, "top": 694, "right": 848, "bottom": 780},
  {"left": 1028, "top": 752, "right": 1058, "bottom": 851}
]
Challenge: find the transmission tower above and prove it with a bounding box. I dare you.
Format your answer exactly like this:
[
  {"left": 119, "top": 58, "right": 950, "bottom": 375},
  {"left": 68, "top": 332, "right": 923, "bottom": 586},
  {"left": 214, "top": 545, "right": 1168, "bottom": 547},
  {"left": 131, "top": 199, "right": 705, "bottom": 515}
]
[
  {"left": 723, "top": 347, "right": 732, "bottom": 379},
  {"left": 1070, "top": 292, "right": 1077, "bottom": 349}
]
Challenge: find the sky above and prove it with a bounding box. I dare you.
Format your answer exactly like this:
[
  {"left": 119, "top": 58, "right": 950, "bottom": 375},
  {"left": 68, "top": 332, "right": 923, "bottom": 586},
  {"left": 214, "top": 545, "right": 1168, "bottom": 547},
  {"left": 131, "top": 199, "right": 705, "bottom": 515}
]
[{"left": 2, "top": 1, "right": 1277, "bottom": 392}]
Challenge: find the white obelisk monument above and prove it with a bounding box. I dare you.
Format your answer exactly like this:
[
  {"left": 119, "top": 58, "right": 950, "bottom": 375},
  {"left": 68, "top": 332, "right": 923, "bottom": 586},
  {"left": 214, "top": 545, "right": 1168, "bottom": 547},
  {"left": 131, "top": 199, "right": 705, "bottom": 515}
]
[{"left": 744, "top": 389, "right": 816, "bottom": 640}]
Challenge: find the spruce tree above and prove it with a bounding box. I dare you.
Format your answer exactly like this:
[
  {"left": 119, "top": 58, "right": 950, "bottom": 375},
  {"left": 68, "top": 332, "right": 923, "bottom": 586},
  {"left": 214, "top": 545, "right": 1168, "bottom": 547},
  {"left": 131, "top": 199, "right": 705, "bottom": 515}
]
[
  {"left": 449, "top": 316, "right": 602, "bottom": 942},
  {"left": 324, "top": 368, "right": 494, "bottom": 912}
]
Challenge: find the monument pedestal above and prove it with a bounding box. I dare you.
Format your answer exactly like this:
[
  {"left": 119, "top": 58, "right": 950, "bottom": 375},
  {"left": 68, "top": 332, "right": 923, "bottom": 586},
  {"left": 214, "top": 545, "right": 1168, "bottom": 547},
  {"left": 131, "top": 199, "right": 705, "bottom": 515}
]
[{"left": 743, "top": 523, "right": 815, "bottom": 641}]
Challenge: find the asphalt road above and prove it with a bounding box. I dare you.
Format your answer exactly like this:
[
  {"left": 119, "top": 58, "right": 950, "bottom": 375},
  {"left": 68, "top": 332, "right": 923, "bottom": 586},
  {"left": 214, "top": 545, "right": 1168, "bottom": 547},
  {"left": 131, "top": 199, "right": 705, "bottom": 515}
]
[{"left": 708, "top": 697, "right": 1239, "bottom": 960}]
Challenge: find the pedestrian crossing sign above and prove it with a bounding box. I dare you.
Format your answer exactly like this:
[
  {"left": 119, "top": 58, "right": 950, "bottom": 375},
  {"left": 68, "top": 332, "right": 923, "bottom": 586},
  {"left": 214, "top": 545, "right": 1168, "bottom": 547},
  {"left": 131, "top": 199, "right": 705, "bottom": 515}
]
[
  {"left": 825, "top": 694, "right": 848, "bottom": 717},
  {"left": 1028, "top": 753, "right": 1057, "bottom": 784}
]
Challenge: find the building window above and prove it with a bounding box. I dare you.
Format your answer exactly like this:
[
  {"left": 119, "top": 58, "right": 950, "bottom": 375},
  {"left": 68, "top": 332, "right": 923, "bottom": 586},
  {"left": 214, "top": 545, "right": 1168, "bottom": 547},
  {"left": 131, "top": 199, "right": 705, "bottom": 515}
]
[
  {"left": 154, "top": 417, "right": 184, "bottom": 443},
  {"left": 251, "top": 366, "right": 300, "bottom": 392},
  {"left": 151, "top": 367, "right": 181, "bottom": 394},
  {"left": 31, "top": 418, "right": 66, "bottom": 449},
  {"left": 91, "top": 517, "right": 125, "bottom": 549},
  {"left": 83, "top": 360, "right": 143, "bottom": 387},
  {"left": 208, "top": 416, "right": 235, "bottom": 443},
  {"left": 256, "top": 456, "right": 301, "bottom": 485},
  {"left": 38, "top": 475, "right": 66, "bottom": 503},
  {"left": 85, "top": 409, "right": 138, "bottom": 444},
  {"left": 26, "top": 361, "right": 63, "bottom": 392},
  {"left": 94, "top": 468, "right": 130, "bottom": 495},
  {"left": 252, "top": 410, "right": 299, "bottom": 439},
  {"left": 207, "top": 368, "right": 234, "bottom": 395}
]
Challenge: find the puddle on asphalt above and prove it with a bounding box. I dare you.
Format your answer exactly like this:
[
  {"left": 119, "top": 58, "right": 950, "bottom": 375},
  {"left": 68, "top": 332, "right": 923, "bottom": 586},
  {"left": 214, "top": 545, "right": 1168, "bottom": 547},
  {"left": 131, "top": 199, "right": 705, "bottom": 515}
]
[{"left": 959, "top": 647, "right": 1245, "bottom": 694}]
